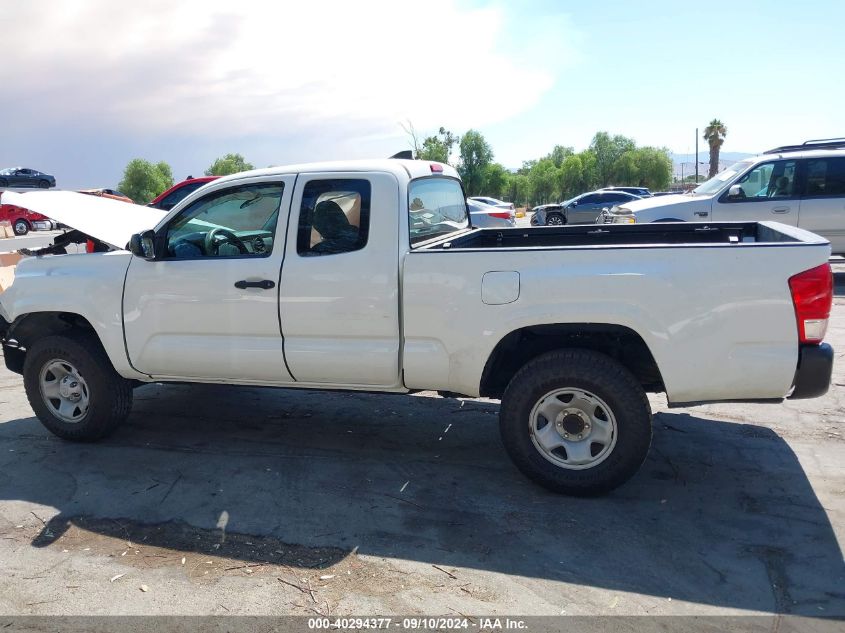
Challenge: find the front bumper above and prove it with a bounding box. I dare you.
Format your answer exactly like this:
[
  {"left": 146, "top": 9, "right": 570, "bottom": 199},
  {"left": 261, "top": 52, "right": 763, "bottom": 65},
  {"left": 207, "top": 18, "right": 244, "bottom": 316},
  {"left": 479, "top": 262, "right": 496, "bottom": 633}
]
[
  {"left": 598, "top": 209, "right": 635, "bottom": 224},
  {"left": 789, "top": 343, "right": 834, "bottom": 399}
]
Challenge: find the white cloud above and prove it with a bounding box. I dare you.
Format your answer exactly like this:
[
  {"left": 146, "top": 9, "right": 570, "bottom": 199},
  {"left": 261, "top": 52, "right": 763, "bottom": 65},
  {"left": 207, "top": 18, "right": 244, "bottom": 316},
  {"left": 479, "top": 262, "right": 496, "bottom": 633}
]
[{"left": 5, "top": 0, "right": 577, "bottom": 141}]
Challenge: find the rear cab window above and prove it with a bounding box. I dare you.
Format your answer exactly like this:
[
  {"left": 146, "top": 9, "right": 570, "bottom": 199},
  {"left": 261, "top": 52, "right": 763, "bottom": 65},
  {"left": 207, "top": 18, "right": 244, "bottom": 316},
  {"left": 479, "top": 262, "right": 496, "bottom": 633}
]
[
  {"left": 296, "top": 179, "right": 371, "bottom": 256},
  {"left": 408, "top": 177, "right": 469, "bottom": 247}
]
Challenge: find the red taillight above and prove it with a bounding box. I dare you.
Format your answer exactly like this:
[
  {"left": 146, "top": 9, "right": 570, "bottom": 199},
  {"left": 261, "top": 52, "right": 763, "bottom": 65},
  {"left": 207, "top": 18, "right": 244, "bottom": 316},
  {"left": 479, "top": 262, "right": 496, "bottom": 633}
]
[
  {"left": 788, "top": 263, "right": 833, "bottom": 344},
  {"left": 430, "top": 163, "right": 443, "bottom": 173},
  {"left": 489, "top": 211, "right": 511, "bottom": 219},
  {"left": 86, "top": 239, "right": 95, "bottom": 253}
]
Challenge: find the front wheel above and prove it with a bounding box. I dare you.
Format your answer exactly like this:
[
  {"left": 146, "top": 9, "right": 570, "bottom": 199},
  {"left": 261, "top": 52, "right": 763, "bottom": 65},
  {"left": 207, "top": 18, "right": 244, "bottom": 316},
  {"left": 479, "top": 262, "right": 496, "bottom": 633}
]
[
  {"left": 545, "top": 213, "right": 565, "bottom": 226},
  {"left": 13, "top": 219, "right": 30, "bottom": 235},
  {"left": 23, "top": 333, "right": 133, "bottom": 441},
  {"left": 38, "top": 180, "right": 50, "bottom": 189},
  {"left": 499, "top": 349, "right": 652, "bottom": 496}
]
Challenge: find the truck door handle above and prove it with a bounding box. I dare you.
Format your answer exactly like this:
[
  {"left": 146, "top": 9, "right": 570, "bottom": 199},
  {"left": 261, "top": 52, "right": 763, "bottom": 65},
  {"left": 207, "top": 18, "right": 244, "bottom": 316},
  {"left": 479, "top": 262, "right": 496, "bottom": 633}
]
[
  {"left": 234, "top": 279, "right": 275, "bottom": 290},
  {"left": 772, "top": 207, "right": 790, "bottom": 213},
  {"left": 694, "top": 211, "right": 709, "bottom": 217}
]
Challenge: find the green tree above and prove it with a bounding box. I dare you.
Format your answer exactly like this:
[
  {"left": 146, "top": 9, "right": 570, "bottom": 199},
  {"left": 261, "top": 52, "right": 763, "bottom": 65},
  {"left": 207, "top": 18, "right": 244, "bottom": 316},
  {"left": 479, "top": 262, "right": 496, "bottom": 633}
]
[
  {"left": 457, "top": 130, "right": 494, "bottom": 196},
  {"left": 559, "top": 154, "right": 585, "bottom": 200},
  {"left": 528, "top": 159, "right": 559, "bottom": 204},
  {"left": 418, "top": 127, "right": 458, "bottom": 163},
  {"left": 611, "top": 151, "right": 639, "bottom": 185},
  {"left": 703, "top": 119, "right": 727, "bottom": 178},
  {"left": 483, "top": 163, "right": 509, "bottom": 199},
  {"left": 517, "top": 159, "right": 537, "bottom": 176},
  {"left": 205, "top": 153, "right": 255, "bottom": 176},
  {"left": 117, "top": 159, "right": 174, "bottom": 204},
  {"left": 546, "top": 145, "right": 574, "bottom": 168},
  {"left": 578, "top": 150, "right": 599, "bottom": 191},
  {"left": 633, "top": 147, "right": 673, "bottom": 190},
  {"left": 590, "top": 132, "right": 636, "bottom": 186},
  {"left": 505, "top": 173, "right": 530, "bottom": 206}
]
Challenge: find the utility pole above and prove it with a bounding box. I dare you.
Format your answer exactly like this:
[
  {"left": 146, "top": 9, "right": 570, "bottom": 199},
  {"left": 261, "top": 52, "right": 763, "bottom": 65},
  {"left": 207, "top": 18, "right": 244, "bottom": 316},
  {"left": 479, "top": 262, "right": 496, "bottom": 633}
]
[{"left": 695, "top": 128, "right": 699, "bottom": 183}]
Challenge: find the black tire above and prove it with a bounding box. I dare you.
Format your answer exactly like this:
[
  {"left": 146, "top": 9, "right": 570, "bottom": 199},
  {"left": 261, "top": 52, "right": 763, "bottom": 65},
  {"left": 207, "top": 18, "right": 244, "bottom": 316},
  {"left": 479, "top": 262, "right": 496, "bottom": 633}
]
[
  {"left": 654, "top": 218, "right": 683, "bottom": 223},
  {"left": 545, "top": 213, "right": 566, "bottom": 226},
  {"left": 23, "top": 333, "right": 133, "bottom": 441},
  {"left": 499, "top": 349, "right": 652, "bottom": 496},
  {"left": 13, "top": 219, "right": 30, "bottom": 235},
  {"left": 0, "top": 178, "right": 7, "bottom": 187},
  {"left": 38, "top": 180, "right": 50, "bottom": 189}
]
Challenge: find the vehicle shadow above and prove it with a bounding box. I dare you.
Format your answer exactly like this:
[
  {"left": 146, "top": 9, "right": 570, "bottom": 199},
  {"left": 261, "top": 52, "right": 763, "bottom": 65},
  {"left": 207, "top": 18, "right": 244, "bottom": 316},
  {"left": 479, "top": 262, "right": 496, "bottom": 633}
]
[
  {"left": 0, "top": 383, "right": 843, "bottom": 615},
  {"left": 834, "top": 270, "right": 845, "bottom": 296}
]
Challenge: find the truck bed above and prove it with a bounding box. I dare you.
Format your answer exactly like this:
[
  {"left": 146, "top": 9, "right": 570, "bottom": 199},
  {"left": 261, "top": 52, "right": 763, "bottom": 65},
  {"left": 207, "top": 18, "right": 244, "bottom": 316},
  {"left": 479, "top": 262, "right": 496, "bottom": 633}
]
[{"left": 424, "top": 221, "right": 820, "bottom": 250}]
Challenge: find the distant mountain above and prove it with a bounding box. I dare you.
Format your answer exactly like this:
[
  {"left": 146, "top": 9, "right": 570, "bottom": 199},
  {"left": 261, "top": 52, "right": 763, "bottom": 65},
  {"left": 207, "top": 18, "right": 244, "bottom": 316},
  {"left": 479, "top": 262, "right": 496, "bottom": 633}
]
[{"left": 671, "top": 151, "right": 755, "bottom": 179}]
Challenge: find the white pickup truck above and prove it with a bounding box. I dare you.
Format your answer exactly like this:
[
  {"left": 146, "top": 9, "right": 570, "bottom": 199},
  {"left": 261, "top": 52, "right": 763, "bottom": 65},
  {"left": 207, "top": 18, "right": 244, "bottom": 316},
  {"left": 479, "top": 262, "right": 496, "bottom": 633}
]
[{"left": 0, "top": 159, "right": 835, "bottom": 495}]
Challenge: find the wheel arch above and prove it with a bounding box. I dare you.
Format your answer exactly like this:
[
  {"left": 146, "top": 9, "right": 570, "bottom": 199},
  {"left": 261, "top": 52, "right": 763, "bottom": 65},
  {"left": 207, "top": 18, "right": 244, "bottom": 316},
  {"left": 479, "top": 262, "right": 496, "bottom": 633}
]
[
  {"left": 479, "top": 323, "right": 665, "bottom": 399},
  {"left": 4, "top": 311, "right": 104, "bottom": 374}
]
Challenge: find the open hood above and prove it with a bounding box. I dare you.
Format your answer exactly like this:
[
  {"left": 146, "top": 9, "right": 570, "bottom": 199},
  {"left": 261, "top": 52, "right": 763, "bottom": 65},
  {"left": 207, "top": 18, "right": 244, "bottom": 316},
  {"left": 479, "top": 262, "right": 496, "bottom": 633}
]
[{"left": 0, "top": 190, "right": 167, "bottom": 249}]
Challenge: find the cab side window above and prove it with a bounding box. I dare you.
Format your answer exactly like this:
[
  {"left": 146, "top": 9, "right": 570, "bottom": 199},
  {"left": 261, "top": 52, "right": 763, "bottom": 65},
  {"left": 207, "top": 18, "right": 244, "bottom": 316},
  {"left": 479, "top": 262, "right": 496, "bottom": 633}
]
[
  {"left": 296, "top": 179, "right": 371, "bottom": 256},
  {"left": 730, "top": 160, "right": 797, "bottom": 200},
  {"left": 165, "top": 182, "right": 284, "bottom": 259},
  {"left": 804, "top": 158, "right": 845, "bottom": 198}
]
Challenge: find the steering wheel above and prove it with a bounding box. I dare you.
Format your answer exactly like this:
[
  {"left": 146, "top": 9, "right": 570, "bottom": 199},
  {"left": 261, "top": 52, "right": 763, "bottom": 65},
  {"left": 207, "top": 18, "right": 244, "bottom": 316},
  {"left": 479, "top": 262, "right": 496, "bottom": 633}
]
[{"left": 204, "top": 227, "right": 249, "bottom": 256}]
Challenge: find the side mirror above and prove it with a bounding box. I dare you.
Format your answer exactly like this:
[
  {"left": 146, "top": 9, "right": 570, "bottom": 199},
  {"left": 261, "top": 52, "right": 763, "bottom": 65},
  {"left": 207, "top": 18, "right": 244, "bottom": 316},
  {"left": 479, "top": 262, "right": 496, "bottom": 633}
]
[
  {"left": 570, "top": 200, "right": 578, "bottom": 206},
  {"left": 128, "top": 230, "right": 157, "bottom": 260},
  {"left": 601, "top": 207, "right": 610, "bottom": 212},
  {"left": 728, "top": 184, "right": 745, "bottom": 200}
]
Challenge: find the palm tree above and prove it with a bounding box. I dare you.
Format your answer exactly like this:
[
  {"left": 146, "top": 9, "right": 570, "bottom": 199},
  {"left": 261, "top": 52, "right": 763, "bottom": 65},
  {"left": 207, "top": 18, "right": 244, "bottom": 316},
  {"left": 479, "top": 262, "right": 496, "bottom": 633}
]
[{"left": 703, "top": 119, "right": 728, "bottom": 178}]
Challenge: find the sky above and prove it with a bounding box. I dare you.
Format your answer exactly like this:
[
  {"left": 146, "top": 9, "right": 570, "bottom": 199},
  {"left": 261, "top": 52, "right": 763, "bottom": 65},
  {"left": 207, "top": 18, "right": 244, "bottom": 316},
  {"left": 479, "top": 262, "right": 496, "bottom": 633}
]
[{"left": 1, "top": 0, "right": 844, "bottom": 189}]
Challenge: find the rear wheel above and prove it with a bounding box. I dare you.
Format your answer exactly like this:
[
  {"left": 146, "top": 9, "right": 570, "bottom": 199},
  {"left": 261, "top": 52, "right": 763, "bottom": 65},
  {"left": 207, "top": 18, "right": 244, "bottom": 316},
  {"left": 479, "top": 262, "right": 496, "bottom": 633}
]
[
  {"left": 0, "top": 178, "right": 7, "bottom": 187},
  {"left": 499, "top": 349, "right": 652, "bottom": 496},
  {"left": 13, "top": 219, "right": 30, "bottom": 235},
  {"left": 545, "top": 213, "right": 565, "bottom": 226},
  {"left": 23, "top": 333, "right": 133, "bottom": 441}
]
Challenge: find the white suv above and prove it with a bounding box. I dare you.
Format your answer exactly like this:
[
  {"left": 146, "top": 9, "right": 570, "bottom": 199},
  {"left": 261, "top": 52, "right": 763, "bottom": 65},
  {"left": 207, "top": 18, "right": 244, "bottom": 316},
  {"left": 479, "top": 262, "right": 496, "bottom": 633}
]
[{"left": 602, "top": 138, "right": 845, "bottom": 255}]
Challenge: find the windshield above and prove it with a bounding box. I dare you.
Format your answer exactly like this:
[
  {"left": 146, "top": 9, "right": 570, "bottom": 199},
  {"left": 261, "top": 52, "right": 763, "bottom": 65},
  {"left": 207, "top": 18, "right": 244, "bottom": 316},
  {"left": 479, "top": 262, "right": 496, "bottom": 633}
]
[
  {"left": 692, "top": 159, "right": 755, "bottom": 195},
  {"left": 408, "top": 177, "right": 469, "bottom": 246}
]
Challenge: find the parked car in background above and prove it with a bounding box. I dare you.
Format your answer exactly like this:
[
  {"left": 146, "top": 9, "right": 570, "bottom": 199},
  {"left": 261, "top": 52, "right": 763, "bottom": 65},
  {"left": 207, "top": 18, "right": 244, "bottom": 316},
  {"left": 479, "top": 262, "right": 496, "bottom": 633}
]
[
  {"left": 0, "top": 167, "right": 56, "bottom": 189},
  {"left": 79, "top": 189, "right": 134, "bottom": 203},
  {"left": 468, "top": 200, "right": 516, "bottom": 228},
  {"left": 531, "top": 190, "right": 642, "bottom": 225},
  {"left": 600, "top": 137, "right": 845, "bottom": 255},
  {"left": 0, "top": 203, "right": 55, "bottom": 235},
  {"left": 468, "top": 196, "right": 514, "bottom": 211},
  {"left": 600, "top": 186, "right": 652, "bottom": 197},
  {"left": 148, "top": 176, "right": 219, "bottom": 211}
]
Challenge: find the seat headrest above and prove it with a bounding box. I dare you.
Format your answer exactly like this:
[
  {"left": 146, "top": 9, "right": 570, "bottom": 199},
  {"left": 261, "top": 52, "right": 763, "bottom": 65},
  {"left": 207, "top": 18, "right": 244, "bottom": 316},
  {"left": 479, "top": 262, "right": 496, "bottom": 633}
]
[{"left": 313, "top": 200, "right": 352, "bottom": 239}]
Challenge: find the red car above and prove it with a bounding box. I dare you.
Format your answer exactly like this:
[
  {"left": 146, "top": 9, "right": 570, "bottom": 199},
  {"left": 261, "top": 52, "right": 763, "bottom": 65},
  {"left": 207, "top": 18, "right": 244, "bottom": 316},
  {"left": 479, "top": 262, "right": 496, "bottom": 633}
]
[
  {"left": 148, "top": 176, "right": 219, "bottom": 211},
  {"left": 0, "top": 203, "right": 55, "bottom": 235}
]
